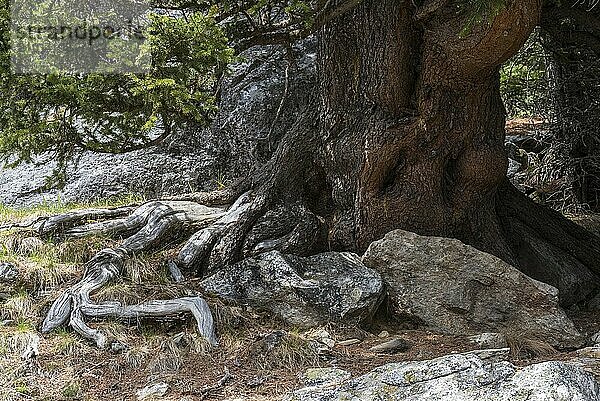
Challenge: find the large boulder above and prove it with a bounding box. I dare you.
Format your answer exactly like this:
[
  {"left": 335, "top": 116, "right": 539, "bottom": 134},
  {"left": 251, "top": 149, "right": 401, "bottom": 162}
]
[
  {"left": 362, "top": 230, "right": 583, "bottom": 349},
  {"left": 214, "top": 38, "right": 317, "bottom": 173},
  {"left": 200, "top": 250, "right": 383, "bottom": 327},
  {"left": 286, "top": 350, "right": 600, "bottom": 401},
  {"left": 0, "top": 132, "right": 218, "bottom": 207},
  {"left": 0, "top": 39, "right": 317, "bottom": 207}
]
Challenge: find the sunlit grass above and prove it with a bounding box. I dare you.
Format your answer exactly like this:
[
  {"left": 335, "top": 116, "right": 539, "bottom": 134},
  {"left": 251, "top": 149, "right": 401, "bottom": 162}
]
[
  {"left": 51, "top": 329, "right": 85, "bottom": 356},
  {"left": 0, "top": 192, "right": 146, "bottom": 225},
  {"left": 2, "top": 289, "right": 34, "bottom": 321},
  {"left": 0, "top": 231, "right": 115, "bottom": 291}
]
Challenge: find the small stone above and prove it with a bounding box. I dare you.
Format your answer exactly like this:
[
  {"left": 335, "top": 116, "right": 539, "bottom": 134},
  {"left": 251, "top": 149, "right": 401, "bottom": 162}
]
[
  {"left": 591, "top": 331, "right": 600, "bottom": 344},
  {"left": 378, "top": 330, "right": 389, "bottom": 338},
  {"left": 263, "top": 330, "right": 286, "bottom": 350},
  {"left": 0, "top": 262, "right": 18, "bottom": 281},
  {"left": 337, "top": 338, "right": 361, "bottom": 346},
  {"left": 246, "top": 375, "right": 267, "bottom": 388},
  {"left": 369, "top": 338, "right": 410, "bottom": 354},
  {"left": 136, "top": 382, "right": 168, "bottom": 400},
  {"left": 110, "top": 341, "right": 128, "bottom": 354},
  {"left": 465, "top": 348, "right": 511, "bottom": 363},
  {"left": 308, "top": 328, "right": 335, "bottom": 348},
  {"left": 468, "top": 333, "right": 508, "bottom": 349}
]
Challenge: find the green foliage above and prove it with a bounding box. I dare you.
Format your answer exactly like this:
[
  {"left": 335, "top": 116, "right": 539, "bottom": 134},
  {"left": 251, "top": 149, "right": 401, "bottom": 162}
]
[
  {"left": 61, "top": 380, "right": 81, "bottom": 399},
  {"left": 500, "top": 30, "right": 551, "bottom": 118},
  {"left": 0, "top": 0, "right": 235, "bottom": 184}
]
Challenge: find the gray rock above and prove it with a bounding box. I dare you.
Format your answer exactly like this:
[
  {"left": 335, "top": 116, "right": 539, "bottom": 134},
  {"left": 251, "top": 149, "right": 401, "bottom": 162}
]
[
  {"left": 286, "top": 351, "right": 600, "bottom": 401},
  {"left": 200, "top": 250, "right": 383, "bottom": 327},
  {"left": 0, "top": 262, "right": 18, "bottom": 281},
  {"left": 136, "top": 382, "right": 168, "bottom": 400},
  {"left": 369, "top": 338, "right": 411, "bottom": 354},
  {"left": 362, "top": 230, "right": 583, "bottom": 349},
  {"left": 0, "top": 133, "right": 217, "bottom": 207},
  {"left": 469, "top": 333, "right": 509, "bottom": 349},
  {"left": 592, "top": 332, "right": 600, "bottom": 345},
  {"left": 110, "top": 341, "right": 128, "bottom": 354},
  {"left": 0, "top": 39, "right": 317, "bottom": 207},
  {"left": 215, "top": 38, "right": 317, "bottom": 172}
]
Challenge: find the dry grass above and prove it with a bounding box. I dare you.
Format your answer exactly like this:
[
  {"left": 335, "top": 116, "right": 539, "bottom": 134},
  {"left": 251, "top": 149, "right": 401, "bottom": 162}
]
[
  {"left": 0, "top": 233, "right": 114, "bottom": 293},
  {"left": 125, "top": 253, "right": 171, "bottom": 285},
  {"left": 1, "top": 290, "right": 34, "bottom": 321},
  {"left": 94, "top": 282, "right": 142, "bottom": 305},
  {"left": 506, "top": 335, "right": 558, "bottom": 359},
  {"left": 0, "top": 320, "right": 37, "bottom": 355},
  {"left": 51, "top": 329, "right": 85, "bottom": 356}
]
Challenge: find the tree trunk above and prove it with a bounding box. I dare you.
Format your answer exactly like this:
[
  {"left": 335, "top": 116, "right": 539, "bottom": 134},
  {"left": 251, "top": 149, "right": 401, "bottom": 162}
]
[
  {"left": 38, "top": 2, "right": 600, "bottom": 345},
  {"left": 310, "top": 0, "right": 600, "bottom": 306}
]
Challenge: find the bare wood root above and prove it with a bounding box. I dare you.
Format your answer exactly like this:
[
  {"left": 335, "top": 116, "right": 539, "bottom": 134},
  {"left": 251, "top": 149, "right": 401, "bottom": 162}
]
[
  {"left": 38, "top": 181, "right": 325, "bottom": 346},
  {"left": 177, "top": 194, "right": 327, "bottom": 276},
  {"left": 37, "top": 206, "right": 138, "bottom": 237},
  {"left": 0, "top": 206, "right": 137, "bottom": 234},
  {"left": 41, "top": 201, "right": 226, "bottom": 348},
  {"left": 177, "top": 192, "right": 255, "bottom": 274}
]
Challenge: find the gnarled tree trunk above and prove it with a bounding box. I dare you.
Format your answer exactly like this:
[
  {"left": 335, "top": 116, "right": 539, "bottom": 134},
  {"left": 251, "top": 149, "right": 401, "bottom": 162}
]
[
  {"left": 38, "top": 0, "right": 600, "bottom": 346},
  {"left": 306, "top": 0, "right": 600, "bottom": 306}
]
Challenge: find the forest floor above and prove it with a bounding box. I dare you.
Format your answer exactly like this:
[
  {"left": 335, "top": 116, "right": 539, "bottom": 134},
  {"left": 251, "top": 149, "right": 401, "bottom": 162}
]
[{"left": 1, "top": 181, "right": 600, "bottom": 400}]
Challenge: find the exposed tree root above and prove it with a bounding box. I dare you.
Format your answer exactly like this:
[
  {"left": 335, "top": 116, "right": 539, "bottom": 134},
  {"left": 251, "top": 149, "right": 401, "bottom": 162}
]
[
  {"left": 497, "top": 182, "right": 600, "bottom": 306},
  {"left": 177, "top": 194, "right": 327, "bottom": 276},
  {"left": 40, "top": 200, "right": 226, "bottom": 348},
  {"left": 37, "top": 206, "right": 138, "bottom": 237},
  {"left": 36, "top": 188, "right": 326, "bottom": 348}
]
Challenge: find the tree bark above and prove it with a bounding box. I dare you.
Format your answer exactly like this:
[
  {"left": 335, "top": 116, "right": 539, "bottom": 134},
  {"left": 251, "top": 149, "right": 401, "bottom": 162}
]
[{"left": 307, "top": 0, "right": 600, "bottom": 305}]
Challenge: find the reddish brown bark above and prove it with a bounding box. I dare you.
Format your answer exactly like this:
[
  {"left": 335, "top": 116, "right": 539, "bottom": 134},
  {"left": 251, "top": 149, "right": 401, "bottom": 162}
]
[{"left": 308, "top": 0, "right": 600, "bottom": 305}]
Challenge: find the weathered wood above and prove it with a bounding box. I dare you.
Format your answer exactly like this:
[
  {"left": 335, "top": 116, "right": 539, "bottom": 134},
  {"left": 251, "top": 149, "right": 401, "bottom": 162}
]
[
  {"left": 38, "top": 206, "right": 137, "bottom": 236},
  {"left": 41, "top": 201, "right": 225, "bottom": 348},
  {"left": 177, "top": 192, "right": 253, "bottom": 274},
  {"left": 82, "top": 297, "right": 217, "bottom": 345}
]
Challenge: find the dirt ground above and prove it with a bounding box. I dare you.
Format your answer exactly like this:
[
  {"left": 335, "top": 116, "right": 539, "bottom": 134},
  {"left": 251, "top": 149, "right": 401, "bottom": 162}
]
[{"left": 3, "top": 303, "right": 600, "bottom": 401}]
